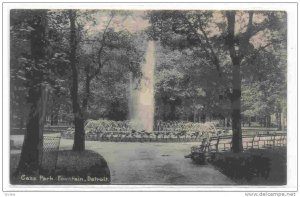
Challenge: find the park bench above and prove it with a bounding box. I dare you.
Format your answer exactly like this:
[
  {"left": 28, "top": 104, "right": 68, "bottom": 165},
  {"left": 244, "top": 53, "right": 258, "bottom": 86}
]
[
  {"left": 206, "top": 136, "right": 219, "bottom": 153},
  {"left": 217, "top": 135, "right": 232, "bottom": 152},
  {"left": 185, "top": 136, "right": 211, "bottom": 163},
  {"left": 202, "top": 135, "right": 232, "bottom": 153},
  {"left": 274, "top": 133, "right": 287, "bottom": 147},
  {"left": 243, "top": 134, "right": 256, "bottom": 150},
  {"left": 257, "top": 134, "right": 275, "bottom": 149},
  {"left": 186, "top": 132, "right": 287, "bottom": 164}
]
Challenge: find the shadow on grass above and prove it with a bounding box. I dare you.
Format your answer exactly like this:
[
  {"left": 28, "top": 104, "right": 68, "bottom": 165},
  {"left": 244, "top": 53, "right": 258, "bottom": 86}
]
[
  {"left": 10, "top": 150, "right": 111, "bottom": 185},
  {"left": 210, "top": 147, "right": 286, "bottom": 185}
]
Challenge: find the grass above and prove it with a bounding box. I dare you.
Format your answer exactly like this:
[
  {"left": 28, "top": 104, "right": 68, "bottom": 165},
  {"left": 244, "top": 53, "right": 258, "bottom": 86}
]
[
  {"left": 10, "top": 150, "right": 111, "bottom": 185},
  {"left": 210, "top": 147, "right": 287, "bottom": 185}
]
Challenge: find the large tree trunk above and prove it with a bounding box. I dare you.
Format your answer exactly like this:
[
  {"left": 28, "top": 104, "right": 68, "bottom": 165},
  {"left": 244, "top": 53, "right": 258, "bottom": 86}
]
[
  {"left": 226, "top": 11, "right": 243, "bottom": 153},
  {"left": 82, "top": 67, "right": 91, "bottom": 114},
  {"left": 69, "top": 10, "right": 85, "bottom": 151},
  {"left": 231, "top": 58, "right": 243, "bottom": 152},
  {"left": 17, "top": 87, "right": 42, "bottom": 174},
  {"left": 16, "top": 10, "right": 48, "bottom": 175}
]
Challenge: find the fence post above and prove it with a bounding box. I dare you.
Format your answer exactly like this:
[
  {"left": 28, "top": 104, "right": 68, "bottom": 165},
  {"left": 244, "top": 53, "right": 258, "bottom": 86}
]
[
  {"left": 216, "top": 136, "right": 220, "bottom": 152},
  {"left": 272, "top": 134, "right": 276, "bottom": 148}
]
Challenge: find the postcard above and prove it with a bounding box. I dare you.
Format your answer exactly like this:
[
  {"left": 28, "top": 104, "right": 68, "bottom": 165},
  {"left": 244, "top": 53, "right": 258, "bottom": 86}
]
[{"left": 2, "top": 1, "right": 298, "bottom": 195}]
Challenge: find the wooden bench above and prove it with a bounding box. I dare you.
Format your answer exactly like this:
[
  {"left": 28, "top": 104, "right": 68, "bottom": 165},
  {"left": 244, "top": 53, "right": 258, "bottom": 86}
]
[
  {"left": 217, "top": 135, "right": 232, "bottom": 152},
  {"left": 274, "top": 133, "right": 287, "bottom": 147},
  {"left": 257, "top": 134, "right": 275, "bottom": 149},
  {"left": 202, "top": 135, "right": 233, "bottom": 153},
  {"left": 188, "top": 133, "right": 287, "bottom": 163},
  {"left": 243, "top": 135, "right": 256, "bottom": 150}
]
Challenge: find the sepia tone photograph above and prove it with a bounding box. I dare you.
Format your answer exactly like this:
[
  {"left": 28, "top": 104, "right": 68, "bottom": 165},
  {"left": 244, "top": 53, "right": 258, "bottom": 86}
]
[{"left": 8, "top": 6, "right": 290, "bottom": 188}]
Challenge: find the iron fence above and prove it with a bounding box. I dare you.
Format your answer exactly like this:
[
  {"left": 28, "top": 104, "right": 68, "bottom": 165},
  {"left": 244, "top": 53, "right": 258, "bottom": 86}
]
[{"left": 40, "top": 136, "right": 61, "bottom": 172}]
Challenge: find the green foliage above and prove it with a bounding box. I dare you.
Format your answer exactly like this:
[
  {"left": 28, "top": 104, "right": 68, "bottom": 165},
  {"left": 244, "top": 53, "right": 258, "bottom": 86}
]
[
  {"left": 10, "top": 9, "right": 287, "bottom": 129},
  {"left": 154, "top": 44, "right": 225, "bottom": 121},
  {"left": 148, "top": 10, "right": 287, "bottom": 124},
  {"left": 10, "top": 10, "right": 73, "bottom": 128},
  {"left": 78, "top": 27, "right": 146, "bottom": 120},
  {"left": 241, "top": 48, "right": 286, "bottom": 119},
  {"left": 11, "top": 10, "right": 147, "bottom": 125}
]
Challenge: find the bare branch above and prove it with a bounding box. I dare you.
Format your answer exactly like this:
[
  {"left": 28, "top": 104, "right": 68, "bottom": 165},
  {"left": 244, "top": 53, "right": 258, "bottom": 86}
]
[
  {"left": 98, "top": 12, "right": 114, "bottom": 58},
  {"left": 181, "top": 14, "right": 222, "bottom": 76},
  {"left": 92, "top": 12, "right": 115, "bottom": 77},
  {"left": 239, "top": 11, "right": 267, "bottom": 58},
  {"left": 244, "top": 11, "right": 254, "bottom": 40},
  {"left": 197, "top": 15, "right": 222, "bottom": 75},
  {"left": 225, "top": 11, "right": 239, "bottom": 63},
  {"left": 241, "top": 39, "right": 284, "bottom": 64},
  {"left": 91, "top": 57, "right": 110, "bottom": 80}
]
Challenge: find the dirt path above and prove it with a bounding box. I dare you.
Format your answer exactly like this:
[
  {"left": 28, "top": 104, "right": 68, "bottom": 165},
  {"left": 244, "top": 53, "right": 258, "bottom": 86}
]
[
  {"left": 10, "top": 135, "right": 235, "bottom": 185},
  {"left": 58, "top": 139, "right": 235, "bottom": 185}
]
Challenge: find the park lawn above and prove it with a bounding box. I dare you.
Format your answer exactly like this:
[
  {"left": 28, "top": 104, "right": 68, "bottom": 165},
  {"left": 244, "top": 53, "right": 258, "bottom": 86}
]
[
  {"left": 210, "top": 147, "right": 286, "bottom": 185},
  {"left": 10, "top": 150, "right": 111, "bottom": 185}
]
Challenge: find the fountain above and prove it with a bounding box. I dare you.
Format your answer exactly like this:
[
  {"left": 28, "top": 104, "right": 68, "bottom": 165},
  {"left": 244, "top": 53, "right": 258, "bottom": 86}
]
[{"left": 130, "top": 41, "right": 156, "bottom": 132}]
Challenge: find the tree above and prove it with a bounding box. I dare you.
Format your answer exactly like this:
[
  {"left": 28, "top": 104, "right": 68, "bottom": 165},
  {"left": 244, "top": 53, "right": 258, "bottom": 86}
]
[
  {"left": 147, "top": 10, "right": 286, "bottom": 152},
  {"left": 68, "top": 10, "right": 144, "bottom": 151},
  {"left": 242, "top": 48, "right": 287, "bottom": 128},
  {"left": 11, "top": 9, "right": 71, "bottom": 174},
  {"left": 154, "top": 44, "right": 222, "bottom": 122},
  {"left": 225, "top": 11, "right": 243, "bottom": 152},
  {"left": 68, "top": 10, "right": 86, "bottom": 151},
  {"left": 11, "top": 9, "right": 49, "bottom": 174},
  {"left": 82, "top": 30, "right": 144, "bottom": 121}
]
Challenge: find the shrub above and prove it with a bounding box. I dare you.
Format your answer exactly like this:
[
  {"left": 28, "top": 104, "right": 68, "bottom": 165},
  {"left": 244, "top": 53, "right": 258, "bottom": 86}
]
[
  {"left": 210, "top": 148, "right": 286, "bottom": 184},
  {"left": 211, "top": 150, "right": 271, "bottom": 181}
]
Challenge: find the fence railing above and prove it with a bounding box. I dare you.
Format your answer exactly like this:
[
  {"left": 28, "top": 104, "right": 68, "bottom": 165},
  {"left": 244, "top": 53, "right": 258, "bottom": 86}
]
[
  {"left": 190, "top": 133, "right": 287, "bottom": 155},
  {"left": 40, "top": 136, "right": 61, "bottom": 173},
  {"left": 61, "top": 129, "right": 287, "bottom": 144}
]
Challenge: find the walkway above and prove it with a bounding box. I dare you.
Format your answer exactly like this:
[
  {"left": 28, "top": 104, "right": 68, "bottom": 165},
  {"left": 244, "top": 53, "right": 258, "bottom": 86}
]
[{"left": 59, "top": 139, "right": 235, "bottom": 185}]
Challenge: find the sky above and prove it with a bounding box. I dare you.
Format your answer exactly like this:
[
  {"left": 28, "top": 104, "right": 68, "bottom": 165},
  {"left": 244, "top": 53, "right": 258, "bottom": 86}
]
[
  {"left": 83, "top": 10, "right": 149, "bottom": 36},
  {"left": 81, "top": 10, "right": 278, "bottom": 50}
]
